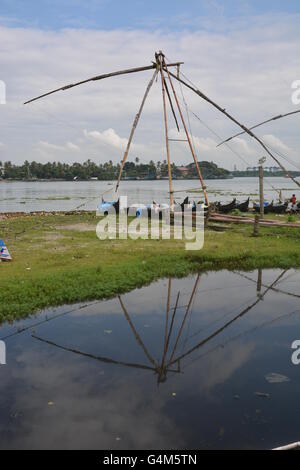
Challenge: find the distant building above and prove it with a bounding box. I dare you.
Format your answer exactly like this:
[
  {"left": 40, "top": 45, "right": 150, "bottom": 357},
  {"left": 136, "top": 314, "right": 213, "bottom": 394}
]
[
  {"left": 246, "top": 166, "right": 281, "bottom": 173},
  {"left": 177, "top": 166, "right": 190, "bottom": 177},
  {"left": 265, "top": 166, "right": 281, "bottom": 173}
]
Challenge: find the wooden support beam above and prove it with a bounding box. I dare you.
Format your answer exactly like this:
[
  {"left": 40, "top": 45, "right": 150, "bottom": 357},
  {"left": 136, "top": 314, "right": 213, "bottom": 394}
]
[
  {"left": 217, "top": 109, "right": 300, "bottom": 147},
  {"left": 163, "top": 77, "right": 180, "bottom": 132},
  {"left": 24, "top": 61, "right": 183, "bottom": 105},
  {"left": 259, "top": 164, "right": 264, "bottom": 219},
  {"left": 159, "top": 55, "right": 175, "bottom": 210},
  {"left": 168, "top": 273, "right": 200, "bottom": 365},
  {"left": 115, "top": 69, "right": 158, "bottom": 192},
  {"left": 162, "top": 57, "right": 209, "bottom": 206}
]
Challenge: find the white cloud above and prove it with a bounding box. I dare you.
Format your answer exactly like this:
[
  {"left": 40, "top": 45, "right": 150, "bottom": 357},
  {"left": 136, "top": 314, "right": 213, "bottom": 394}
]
[
  {"left": 84, "top": 128, "right": 128, "bottom": 151},
  {"left": 66, "top": 142, "right": 80, "bottom": 151},
  {"left": 36, "top": 140, "right": 80, "bottom": 158},
  {"left": 261, "top": 134, "right": 293, "bottom": 154}
]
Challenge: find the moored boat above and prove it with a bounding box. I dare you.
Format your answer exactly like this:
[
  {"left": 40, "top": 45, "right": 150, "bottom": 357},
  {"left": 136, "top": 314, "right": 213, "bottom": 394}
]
[
  {"left": 216, "top": 198, "right": 237, "bottom": 214},
  {"left": 236, "top": 197, "right": 250, "bottom": 212}
]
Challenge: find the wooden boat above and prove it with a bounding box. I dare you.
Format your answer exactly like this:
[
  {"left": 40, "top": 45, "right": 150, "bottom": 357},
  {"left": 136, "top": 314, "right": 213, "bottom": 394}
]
[
  {"left": 216, "top": 198, "right": 237, "bottom": 214},
  {"left": 191, "top": 201, "right": 209, "bottom": 216},
  {"left": 236, "top": 197, "right": 250, "bottom": 212},
  {"left": 174, "top": 196, "right": 190, "bottom": 212},
  {"left": 269, "top": 202, "right": 288, "bottom": 214},
  {"left": 254, "top": 201, "right": 273, "bottom": 214}
]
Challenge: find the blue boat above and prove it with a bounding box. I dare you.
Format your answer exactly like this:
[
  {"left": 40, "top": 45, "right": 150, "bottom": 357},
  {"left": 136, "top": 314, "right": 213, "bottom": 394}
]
[{"left": 97, "top": 199, "right": 120, "bottom": 215}]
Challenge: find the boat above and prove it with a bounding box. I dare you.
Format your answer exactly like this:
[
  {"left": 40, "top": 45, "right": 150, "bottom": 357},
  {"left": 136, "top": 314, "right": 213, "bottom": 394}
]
[
  {"left": 253, "top": 201, "right": 273, "bottom": 214},
  {"left": 236, "top": 197, "right": 250, "bottom": 212},
  {"left": 97, "top": 199, "right": 120, "bottom": 215},
  {"left": 216, "top": 198, "right": 237, "bottom": 214},
  {"left": 174, "top": 196, "right": 191, "bottom": 212},
  {"left": 269, "top": 202, "right": 288, "bottom": 214}
]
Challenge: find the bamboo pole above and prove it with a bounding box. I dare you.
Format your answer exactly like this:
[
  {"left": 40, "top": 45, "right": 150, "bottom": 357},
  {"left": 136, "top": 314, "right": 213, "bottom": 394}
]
[
  {"left": 115, "top": 69, "right": 158, "bottom": 192},
  {"left": 259, "top": 164, "right": 264, "bottom": 219},
  {"left": 164, "top": 291, "right": 181, "bottom": 355},
  {"left": 253, "top": 214, "right": 260, "bottom": 237},
  {"left": 118, "top": 296, "right": 156, "bottom": 367},
  {"left": 162, "top": 56, "right": 209, "bottom": 206},
  {"left": 257, "top": 268, "right": 262, "bottom": 296},
  {"left": 163, "top": 278, "right": 172, "bottom": 358},
  {"left": 157, "top": 278, "right": 173, "bottom": 384},
  {"left": 163, "top": 77, "right": 180, "bottom": 132},
  {"left": 168, "top": 273, "right": 200, "bottom": 364},
  {"left": 164, "top": 69, "right": 300, "bottom": 189},
  {"left": 32, "top": 334, "right": 156, "bottom": 371},
  {"left": 159, "top": 55, "right": 174, "bottom": 210},
  {"left": 217, "top": 109, "right": 300, "bottom": 147},
  {"left": 24, "top": 61, "right": 183, "bottom": 105}
]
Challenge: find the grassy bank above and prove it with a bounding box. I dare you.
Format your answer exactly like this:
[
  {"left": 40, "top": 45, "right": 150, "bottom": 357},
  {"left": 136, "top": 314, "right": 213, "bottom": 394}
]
[{"left": 0, "top": 212, "right": 300, "bottom": 322}]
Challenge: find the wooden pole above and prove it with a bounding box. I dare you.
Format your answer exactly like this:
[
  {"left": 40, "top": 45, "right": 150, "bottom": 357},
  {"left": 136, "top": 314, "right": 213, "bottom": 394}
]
[
  {"left": 163, "top": 76, "right": 180, "bottom": 132},
  {"left": 115, "top": 69, "right": 158, "bottom": 192},
  {"left": 162, "top": 56, "right": 209, "bottom": 207},
  {"left": 259, "top": 164, "right": 264, "bottom": 219},
  {"left": 253, "top": 214, "right": 260, "bottom": 237},
  {"left": 168, "top": 273, "right": 200, "bottom": 364},
  {"left": 118, "top": 296, "right": 156, "bottom": 367},
  {"left": 24, "top": 61, "right": 183, "bottom": 105},
  {"left": 217, "top": 109, "right": 300, "bottom": 147},
  {"left": 257, "top": 268, "right": 262, "bottom": 296},
  {"left": 163, "top": 278, "right": 172, "bottom": 357},
  {"left": 159, "top": 55, "right": 174, "bottom": 210}
]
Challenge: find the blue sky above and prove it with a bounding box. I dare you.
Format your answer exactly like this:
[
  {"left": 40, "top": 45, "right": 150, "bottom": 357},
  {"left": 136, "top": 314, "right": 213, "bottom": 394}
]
[{"left": 1, "top": 0, "right": 300, "bottom": 30}]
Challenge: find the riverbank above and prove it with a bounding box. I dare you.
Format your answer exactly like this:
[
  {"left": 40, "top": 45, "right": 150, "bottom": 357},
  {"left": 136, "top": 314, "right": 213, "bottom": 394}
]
[{"left": 1, "top": 211, "right": 300, "bottom": 321}]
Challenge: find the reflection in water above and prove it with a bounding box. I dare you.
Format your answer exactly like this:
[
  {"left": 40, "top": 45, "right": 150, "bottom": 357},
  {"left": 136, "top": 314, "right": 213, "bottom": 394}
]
[
  {"left": 32, "top": 269, "right": 288, "bottom": 384},
  {"left": 0, "top": 269, "right": 300, "bottom": 449}
]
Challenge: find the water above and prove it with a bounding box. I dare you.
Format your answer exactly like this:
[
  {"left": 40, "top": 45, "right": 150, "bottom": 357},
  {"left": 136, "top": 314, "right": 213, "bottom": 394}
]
[
  {"left": 0, "top": 177, "right": 299, "bottom": 213},
  {"left": 1, "top": 269, "right": 300, "bottom": 449}
]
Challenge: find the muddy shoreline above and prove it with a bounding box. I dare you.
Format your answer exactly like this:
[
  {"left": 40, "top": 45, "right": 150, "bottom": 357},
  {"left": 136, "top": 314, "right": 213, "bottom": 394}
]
[{"left": 0, "top": 210, "right": 94, "bottom": 220}]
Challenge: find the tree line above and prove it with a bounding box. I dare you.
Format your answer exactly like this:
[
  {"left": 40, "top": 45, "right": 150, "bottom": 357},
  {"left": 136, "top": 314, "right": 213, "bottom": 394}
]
[{"left": 0, "top": 159, "right": 230, "bottom": 181}]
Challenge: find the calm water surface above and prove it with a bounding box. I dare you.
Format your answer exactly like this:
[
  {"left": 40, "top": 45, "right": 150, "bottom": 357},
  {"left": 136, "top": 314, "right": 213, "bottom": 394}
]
[
  {"left": 1, "top": 269, "right": 300, "bottom": 449},
  {"left": 1, "top": 177, "right": 299, "bottom": 212}
]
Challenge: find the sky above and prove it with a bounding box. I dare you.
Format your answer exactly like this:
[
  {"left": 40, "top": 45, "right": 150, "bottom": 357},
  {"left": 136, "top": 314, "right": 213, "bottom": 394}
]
[{"left": 0, "top": 0, "right": 300, "bottom": 170}]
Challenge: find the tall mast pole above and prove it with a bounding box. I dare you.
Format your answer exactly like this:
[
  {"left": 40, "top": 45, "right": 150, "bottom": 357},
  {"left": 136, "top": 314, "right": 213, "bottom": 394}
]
[
  {"left": 162, "top": 55, "right": 209, "bottom": 207},
  {"left": 158, "top": 52, "right": 174, "bottom": 210}
]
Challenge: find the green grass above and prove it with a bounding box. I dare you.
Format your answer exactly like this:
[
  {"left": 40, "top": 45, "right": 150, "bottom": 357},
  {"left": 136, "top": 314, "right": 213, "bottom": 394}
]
[{"left": 0, "top": 211, "right": 300, "bottom": 322}]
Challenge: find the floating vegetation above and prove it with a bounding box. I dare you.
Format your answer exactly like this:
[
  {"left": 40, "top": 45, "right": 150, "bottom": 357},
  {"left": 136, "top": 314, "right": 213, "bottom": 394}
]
[{"left": 36, "top": 196, "right": 71, "bottom": 201}]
